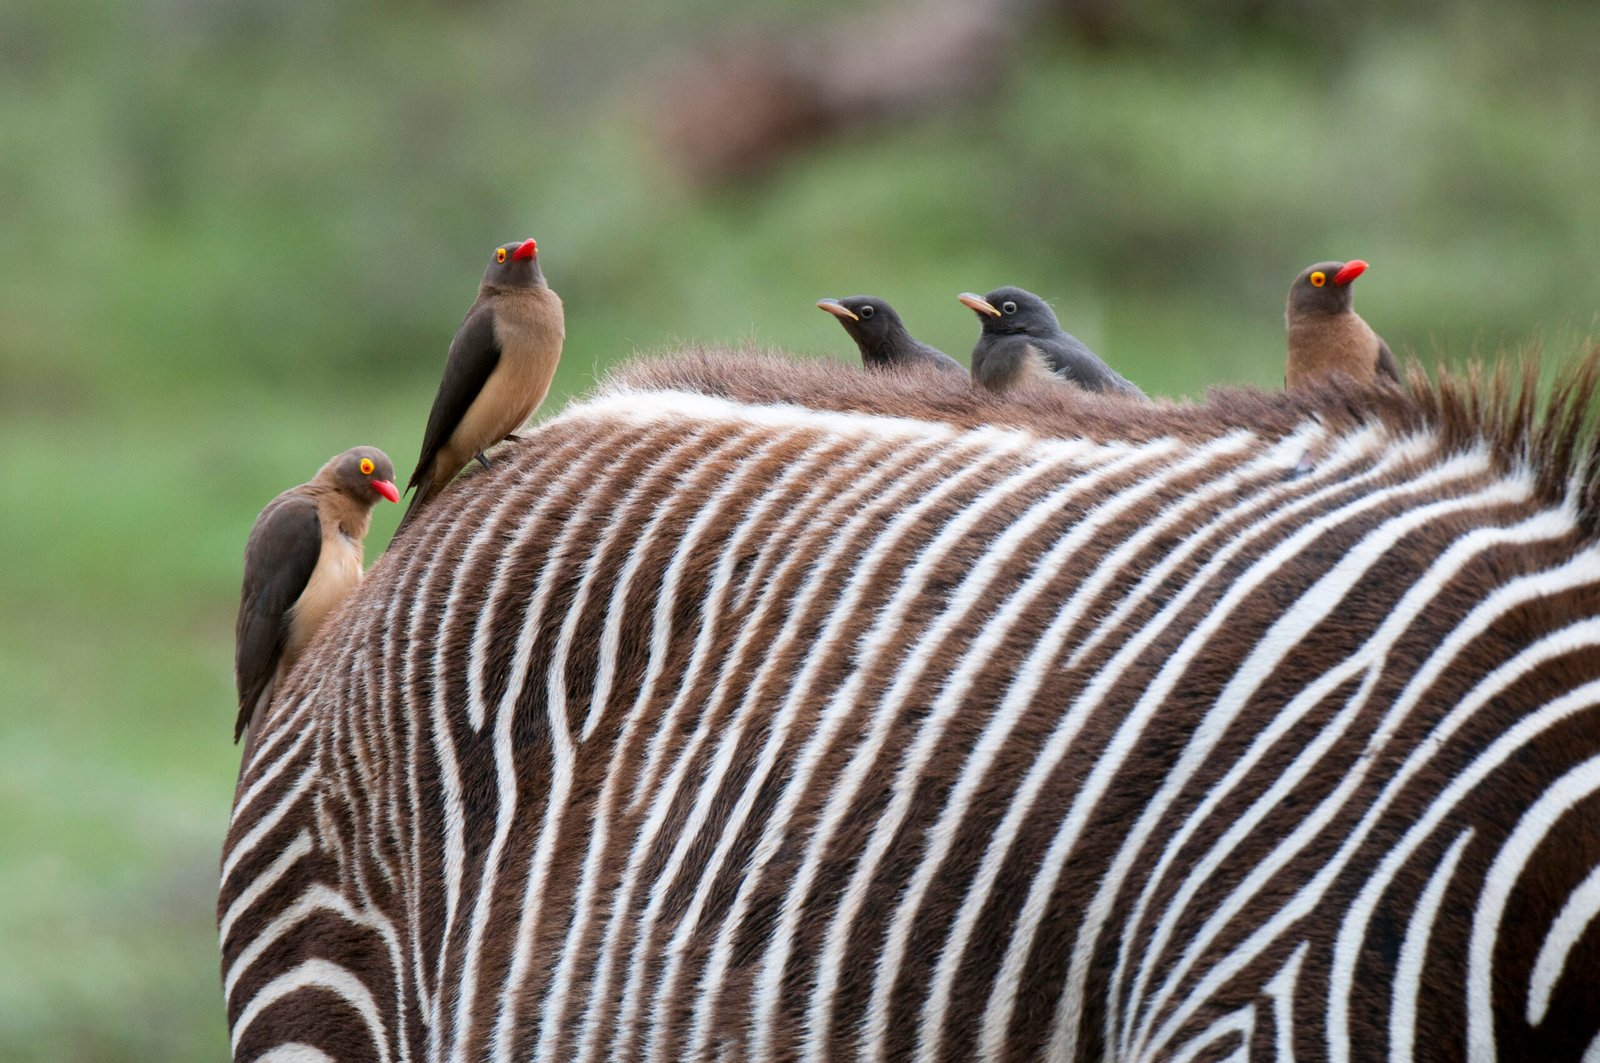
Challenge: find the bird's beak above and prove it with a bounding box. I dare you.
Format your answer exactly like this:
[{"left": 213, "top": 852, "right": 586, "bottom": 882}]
[
  {"left": 1333, "top": 260, "right": 1368, "bottom": 286},
  {"left": 958, "top": 292, "right": 1002, "bottom": 318},
  {"left": 511, "top": 238, "right": 538, "bottom": 261},
  {"left": 816, "top": 299, "right": 859, "bottom": 322},
  {"left": 372, "top": 479, "right": 400, "bottom": 503}
]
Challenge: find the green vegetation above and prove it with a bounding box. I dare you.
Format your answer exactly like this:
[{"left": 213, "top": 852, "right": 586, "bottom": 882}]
[{"left": 4, "top": 0, "right": 1599, "bottom": 1057}]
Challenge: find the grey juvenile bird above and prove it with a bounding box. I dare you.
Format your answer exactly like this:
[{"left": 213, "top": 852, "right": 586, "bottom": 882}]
[
  {"left": 816, "top": 296, "right": 965, "bottom": 375},
  {"left": 958, "top": 286, "right": 1144, "bottom": 398},
  {"left": 399, "top": 238, "right": 565, "bottom": 532},
  {"left": 235, "top": 447, "right": 398, "bottom": 748},
  {"left": 1284, "top": 259, "right": 1398, "bottom": 389}
]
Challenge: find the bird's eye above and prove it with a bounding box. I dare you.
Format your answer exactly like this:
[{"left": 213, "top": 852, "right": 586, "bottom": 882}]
[
  {"left": 859, "top": 305, "right": 874, "bottom": 319},
  {"left": 1310, "top": 271, "right": 1326, "bottom": 288},
  {"left": 1002, "top": 301, "right": 1018, "bottom": 314},
  {"left": 359, "top": 458, "right": 375, "bottom": 476},
  {"left": 496, "top": 248, "right": 507, "bottom": 263}
]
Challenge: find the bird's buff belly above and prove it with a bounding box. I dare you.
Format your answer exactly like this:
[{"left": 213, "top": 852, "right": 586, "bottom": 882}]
[
  {"left": 1287, "top": 317, "right": 1376, "bottom": 388},
  {"left": 287, "top": 534, "right": 363, "bottom": 658},
  {"left": 445, "top": 358, "right": 550, "bottom": 469}
]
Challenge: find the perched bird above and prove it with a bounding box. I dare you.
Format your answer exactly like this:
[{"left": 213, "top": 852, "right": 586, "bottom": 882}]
[
  {"left": 957, "top": 286, "right": 1145, "bottom": 398},
  {"left": 235, "top": 447, "right": 399, "bottom": 748},
  {"left": 399, "top": 237, "right": 565, "bottom": 531},
  {"left": 815, "top": 296, "right": 966, "bottom": 375},
  {"left": 1284, "top": 259, "right": 1398, "bottom": 389}
]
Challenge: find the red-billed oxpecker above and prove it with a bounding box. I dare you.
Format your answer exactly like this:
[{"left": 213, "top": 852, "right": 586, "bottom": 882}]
[
  {"left": 1285, "top": 260, "right": 1398, "bottom": 389},
  {"left": 234, "top": 447, "right": 398, "bottom": 748},
  {"left": 398, "top": 237, "right": 565, "bottom": 532},
  {"left": 958, "top": 286, "right": 1145, "bottom": 398}
]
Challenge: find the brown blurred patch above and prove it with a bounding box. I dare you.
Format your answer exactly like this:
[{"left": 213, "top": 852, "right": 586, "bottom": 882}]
[{"left": 649, "top": 0, "right": 1021, "bottom": 187}]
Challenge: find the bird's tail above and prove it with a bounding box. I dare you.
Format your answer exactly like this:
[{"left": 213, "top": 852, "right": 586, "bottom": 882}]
[
  {"left": 394, "top": 479, "right": 434, "bottom": 536},
  {"left": 234, "top": 675, "right": 275, "bottom": 750}
]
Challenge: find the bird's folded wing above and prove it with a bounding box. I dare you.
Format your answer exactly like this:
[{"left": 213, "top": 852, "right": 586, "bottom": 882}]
[
  {"left": 920, "top": 343, "right": 967, "bottom": 374},
  {"left": 407, "top": 305, "right": 502, "bottom": 492},
  {"left": 234, "top": 494, "right": 322, "bottom": 739},
  {"left": 1376, "top": 337, "right": 1400, "bottom": 382},
  {"left": 1041, "top": 335, "right": 1145, "bottom": 398}
]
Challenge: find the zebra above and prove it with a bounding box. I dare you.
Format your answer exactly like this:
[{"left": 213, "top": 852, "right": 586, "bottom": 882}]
[{"left": 219, "top": 349, "right": 1600, "bottom": 1062}]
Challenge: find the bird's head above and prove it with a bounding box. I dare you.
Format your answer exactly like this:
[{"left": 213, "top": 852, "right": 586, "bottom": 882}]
[
  {"left": 816, "top": 296, "right": 904, "bottom": 346},
  {"left": 325, "top": 447, "right": 400, "bottom": 505},
  {"left": 482, "top": 238, "right": 544, "bottom": 289},
  {"left": 957, "top": 286, "right": 1059, "bottom": 337},
  {"left": 1287, "top": 260, "right": 1367, "bottom": 317}
]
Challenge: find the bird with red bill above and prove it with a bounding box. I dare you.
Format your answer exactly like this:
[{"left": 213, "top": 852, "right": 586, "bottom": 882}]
[
  {"left": 234, "top": 446, "right": 398, "bottom": 750},
  {"left": 398, "top": 237, "right": 565, "bottom": 533},
  {"left": 1284, "top": 259, "right": 1398, "bottom": 389}
]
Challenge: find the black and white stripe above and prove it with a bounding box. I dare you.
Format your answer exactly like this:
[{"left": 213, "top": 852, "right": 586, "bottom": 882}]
[{"left": 220, "top": 354, "right": 1600, "bottom": 1061}]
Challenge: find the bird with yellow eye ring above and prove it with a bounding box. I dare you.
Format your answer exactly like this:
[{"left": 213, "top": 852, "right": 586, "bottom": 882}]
[
  {"left": 234, "top": 446, "right": 399, "bottom": 750},
  {"left": 396, "top": 238, "right": 566, "bottom": 533},
  {"left": 1284, "top": 259, "right": 1398, "bottom": 390}
]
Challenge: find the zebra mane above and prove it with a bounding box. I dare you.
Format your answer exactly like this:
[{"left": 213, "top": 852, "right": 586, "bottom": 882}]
[{"left": 598, "top": 343, "right": 1600, "bottom": 533}]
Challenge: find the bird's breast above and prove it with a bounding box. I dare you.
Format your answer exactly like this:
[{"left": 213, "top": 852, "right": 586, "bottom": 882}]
[
  {"left": 435, "top": 292, "right": 565, "bottom": 473},
  {"left": 1286, "top": 312, "right": 1380, "bottom": 388},
  {"left": 491, "top": 328, "right": 561, "bottom": 400},
  {"left": 286, "top": 531, "right": 364, "bottom": 659},
  {"left": 492, "top": 289, "right": 566, "bottom": 369}
]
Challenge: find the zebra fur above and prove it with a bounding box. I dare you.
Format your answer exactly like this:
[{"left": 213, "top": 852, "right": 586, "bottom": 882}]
[{"left": 220, "top": 349, "right": 1600, "bottom": 1062}]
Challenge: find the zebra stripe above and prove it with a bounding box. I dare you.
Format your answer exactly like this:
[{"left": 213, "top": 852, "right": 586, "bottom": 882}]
[
  {"left": 220, "top": 352, "right": 1600, "bottom": 1061},
  {"left": 1112, "top": 480, "right": 1553, "bottom": 1058}
]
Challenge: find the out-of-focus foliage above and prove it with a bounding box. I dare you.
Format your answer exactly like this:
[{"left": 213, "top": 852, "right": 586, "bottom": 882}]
[{"left": 3, "top": 0, "right": 1599, "bottom": 1057}]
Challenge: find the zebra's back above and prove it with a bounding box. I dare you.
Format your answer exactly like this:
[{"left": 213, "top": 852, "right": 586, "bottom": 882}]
[{"left": 221, "top": 351, "right": 1600, "bottom": 1062}]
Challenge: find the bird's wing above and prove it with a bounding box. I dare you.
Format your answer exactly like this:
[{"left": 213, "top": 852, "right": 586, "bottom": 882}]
[
  {"left": 1039, "top": 334, "right": 1146, "bottom": 398},
  {"left": 920, "top": 343, "right": 968, "bottom": 375},
  {"left": 1375, "top": 336, "right": 1400, "bottom": 382},
  {"left": 235, "top": 493, "right": 321, "bottom": 741},
  {"left": 407, "top": 303, "right": 502, "bottom": 493}
]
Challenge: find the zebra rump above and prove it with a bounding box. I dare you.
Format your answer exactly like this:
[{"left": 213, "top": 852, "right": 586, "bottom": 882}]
[{"left": 220, "top": 349, "right": 1600, "bottom": 1062}]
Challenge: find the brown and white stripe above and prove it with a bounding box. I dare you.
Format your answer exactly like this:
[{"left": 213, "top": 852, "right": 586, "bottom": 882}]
[{"left": 219, "top": 350, "right": 1600, "bottom": 1062}]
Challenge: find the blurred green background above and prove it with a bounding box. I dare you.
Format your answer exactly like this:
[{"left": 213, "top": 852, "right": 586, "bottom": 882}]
[{"left": 4, "top": 0, "right": 1600, "bottom": 1057}]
